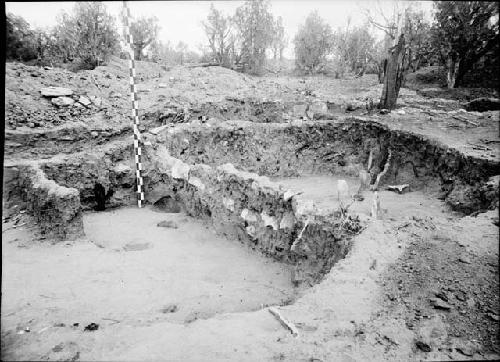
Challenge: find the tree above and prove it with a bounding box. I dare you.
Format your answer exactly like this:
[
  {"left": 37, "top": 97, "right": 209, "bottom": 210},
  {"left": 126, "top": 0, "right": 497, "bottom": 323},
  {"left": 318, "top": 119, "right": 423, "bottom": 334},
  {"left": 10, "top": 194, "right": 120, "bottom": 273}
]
[
  {"left": 130, "top": 16, "right": 160, "bottom": 61},
  {"left": 175, "top": 41, "right": 188, "bottom": 65},
  {"left": 233, "top": 0, "right": 275, "bottom": 74},
  {"left": 403, "top": 6, "right": 433, "bottom": 72},
  {"left": 364, "top": 0, "right": 409, "bottom": 109},
  {"left": 368, "top": 37, "right": 390, "bottom": 83},
  {"left": 272, "top": 16, "right": 287, "bottom": 60},
  {"left": 293, "top": 11, "right": 334, "bottom": 74},
  {"left": 333, "top": 20, "right": 376, "bottom": 77},
  {"left": 431, "top": 1, "right": 499, "bottom": 88},
  {"left": 52, "top": 11, "right": 78, "bottom": 63},
  {"left": 53, "top": 2, "right": 119, "bottom": 67},
  {"left": 6, "top": 13, "right": 37, "bottom": 61},
  {"left": 202, "top": 4, "right": 233, "bottom": 66}
]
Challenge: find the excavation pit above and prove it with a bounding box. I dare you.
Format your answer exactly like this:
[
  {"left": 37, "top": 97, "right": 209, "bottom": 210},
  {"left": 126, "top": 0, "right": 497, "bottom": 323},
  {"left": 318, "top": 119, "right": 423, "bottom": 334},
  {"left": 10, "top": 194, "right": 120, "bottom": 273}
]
[
  {"left": 3, "top": 117, "right": 497, "bottom": 281},
  {"left": 2, "top": 115, "right": 499, "bottom": 361}
]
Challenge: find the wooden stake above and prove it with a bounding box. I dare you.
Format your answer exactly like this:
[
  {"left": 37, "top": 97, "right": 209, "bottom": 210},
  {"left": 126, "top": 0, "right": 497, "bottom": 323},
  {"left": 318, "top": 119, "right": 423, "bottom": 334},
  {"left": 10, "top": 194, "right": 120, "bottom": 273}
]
[
  {"left": 370, "top": 149, "right": 392, "bottom": 191},
  {"left": 269, "top": 307, "right": 299, "bottom": 337}
]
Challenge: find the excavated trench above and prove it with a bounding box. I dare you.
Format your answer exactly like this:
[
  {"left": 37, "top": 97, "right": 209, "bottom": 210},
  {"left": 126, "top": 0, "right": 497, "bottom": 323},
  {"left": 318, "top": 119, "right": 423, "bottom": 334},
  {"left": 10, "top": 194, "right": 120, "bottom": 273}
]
[{"left": 3, "top": 117, "right": 499, "bottom": 285}]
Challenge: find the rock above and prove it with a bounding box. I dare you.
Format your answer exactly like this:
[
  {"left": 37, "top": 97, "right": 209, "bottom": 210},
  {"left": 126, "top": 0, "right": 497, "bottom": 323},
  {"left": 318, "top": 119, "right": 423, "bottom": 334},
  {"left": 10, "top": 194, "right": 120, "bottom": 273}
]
[
  {"left": 158, "top": 83, "right": 168, "bottom": 88},
  {"left": 157, "top": 220, "right": 178, "bottom": 229},
  {"left": 458, "top": 256, "right": 471, "bottom": 264},
  {"left": 345, "top": 103, "right": 357, "bottom": 112},
  {"left": 261, "top": 212, "right": 278, "bottom": 230},
  {"left": 456, "top": 343, "right": 476, "bottom": 356},
  {"left": 279, "top": 212, "right": 296, "bottom": 230},
  {"left": 416, "top": 341, "right": 432, "bottom": 352},
  {"left": 83, "top": 323, "right": 99, "bottom": 331},
  {"left": 309, "top": 101, "right": 327, "bottom": 115},
  {"left": 396, "top": 109, "right": 406, "bottom": 115},
  {"left": 78, "top": 96, "right": 91, "bottom": 107},
  {"left": 292, "top": 104, "right": 307, "bottom": 117},
  {"left": 240, "top": 209, "right": 259, "bottom": 223},
  {"left": 171, "top": 160, "right": 190, "bottom": 180},
  {"left": 160, "top": 304, "right": 178, "bottom": 313},
  {"left": 434, "top": 291, "right": 449, "bottom": 302},
  {"left": 28, "top": 122, "right": 35, "bottom": 128},
  {"left": 379, "top": 108, "right": 390, "bottom": 115},
  {"left": 52, "top": 343, "right": 64, "bottom": 352},
  {"left": 430, "top": 297, "right": 452, "bottom": 310},
  {"left": 222, "top": 197, "right": 235, "bottom": 212},
  {"left": 52, "top": 97, "right": 75, "bottom": 107},
  {"left": 487, "top": 313, "right": 499, "bottom": 321},
  {"left": 113, "top": 163, "right": 132, "bottom": 174},
  {"left": 90, "top": 131, "right": 99, "bottom": 138},
  {"left": 41, "top": 87, "right": 73, "bottom": 97},
  {"left": 89, "top": 96, "right": 102, "bottom": 107},
  {"left": 454, "top": 290, "right": 466, "bottom": 301},
  {"left": 149, "top": 125, "right": 169, "bottom": 135}
]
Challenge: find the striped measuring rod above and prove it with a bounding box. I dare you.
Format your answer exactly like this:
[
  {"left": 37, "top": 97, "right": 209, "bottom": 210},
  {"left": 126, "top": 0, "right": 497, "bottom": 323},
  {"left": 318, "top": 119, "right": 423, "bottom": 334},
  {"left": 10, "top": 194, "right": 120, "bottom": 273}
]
[{"left": 121, "top": 1, "right": 145, "bottom": 208}]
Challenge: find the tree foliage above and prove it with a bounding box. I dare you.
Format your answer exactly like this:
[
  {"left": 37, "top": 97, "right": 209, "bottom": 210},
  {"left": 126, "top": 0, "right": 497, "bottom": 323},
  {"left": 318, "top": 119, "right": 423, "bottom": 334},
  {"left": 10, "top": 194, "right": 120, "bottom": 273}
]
[
  {"left": 403, "top": 6, "right": 434, "bottom": 72},
  {"left": 6, "top": 13, "right": 38, "bottom": 61},
  {"left": 53, "top": 2, "right": 119, "bottom": 68},
  {"left": 202, "top": 4, "right": 233, "bottom": 66},
  {"left": 271, "top": 16, "right": 287, "bottom": 60},
  {"left": 431, "top": 1, "right": 499, "bottom": 88},
  {"left": 293, "top": 11, "right": 334, "bottom": 74},
  {"left": 130, "top": 16, "right": 160, "bottom": 61},
  {"left": 333, "top": 20, "right": 375, "bottom": 77},
  {"left": 233, "top": 0, "right": 275, "bottom": 74}
]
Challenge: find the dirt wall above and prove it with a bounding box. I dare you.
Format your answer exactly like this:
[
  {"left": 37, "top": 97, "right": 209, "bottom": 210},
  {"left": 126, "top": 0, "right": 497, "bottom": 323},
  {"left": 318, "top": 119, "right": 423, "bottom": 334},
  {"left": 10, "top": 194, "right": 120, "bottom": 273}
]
[
  {"left": 9, "top": 163, "right": 84, "bottom": 240},
  {"left": 153, "top": 118, "right": 499, "bottom": 214},
  {"left": 40, "top": 141, "right": 137, "bottom": 209}
]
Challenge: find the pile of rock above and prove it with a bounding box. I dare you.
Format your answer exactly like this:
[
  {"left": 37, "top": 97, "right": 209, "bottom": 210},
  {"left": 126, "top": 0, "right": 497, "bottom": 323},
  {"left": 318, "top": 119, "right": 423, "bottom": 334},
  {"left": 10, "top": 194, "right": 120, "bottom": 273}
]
[{"left": 40, "top": 87, "right": 102, "bottom": 110}]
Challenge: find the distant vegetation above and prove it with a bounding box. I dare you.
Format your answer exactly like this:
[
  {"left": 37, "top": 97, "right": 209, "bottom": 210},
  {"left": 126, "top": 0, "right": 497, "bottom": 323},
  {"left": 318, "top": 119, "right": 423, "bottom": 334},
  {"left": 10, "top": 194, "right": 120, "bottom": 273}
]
[{"left": 6, "top": 0, "right": 499, "bottom": 91}]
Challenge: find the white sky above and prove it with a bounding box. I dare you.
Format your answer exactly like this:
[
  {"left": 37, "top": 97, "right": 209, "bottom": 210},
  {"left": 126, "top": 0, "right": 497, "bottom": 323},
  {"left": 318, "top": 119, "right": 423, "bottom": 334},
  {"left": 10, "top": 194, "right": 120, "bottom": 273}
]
[{"left": 6, "top": 1, "right": 434, "bottom": 59}]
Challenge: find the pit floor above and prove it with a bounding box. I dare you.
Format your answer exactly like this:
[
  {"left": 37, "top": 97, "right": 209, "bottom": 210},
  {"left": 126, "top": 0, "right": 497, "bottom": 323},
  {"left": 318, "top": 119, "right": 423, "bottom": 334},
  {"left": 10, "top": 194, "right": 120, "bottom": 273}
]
[
  {"left": 273, "top": 175, "right": 448, "bottom": 218},
  {"left": 1, "top": 207, "right": 296, "bottom": 360}
]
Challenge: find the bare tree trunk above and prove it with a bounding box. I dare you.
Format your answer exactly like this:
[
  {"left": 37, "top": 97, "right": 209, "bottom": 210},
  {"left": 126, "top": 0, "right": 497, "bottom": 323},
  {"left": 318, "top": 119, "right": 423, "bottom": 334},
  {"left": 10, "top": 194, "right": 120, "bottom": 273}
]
[
  {"left": 379, "top": 34, "right": 406, "bottom": 110},
  {"left": 377, "top": 59, "right": 386, "bottom": 83},
  {"left": 446, "top": 53, "right": 460, "bottom": 88},
  {"left": 134, "top": 47, "right": 142, "bottom": 61}
]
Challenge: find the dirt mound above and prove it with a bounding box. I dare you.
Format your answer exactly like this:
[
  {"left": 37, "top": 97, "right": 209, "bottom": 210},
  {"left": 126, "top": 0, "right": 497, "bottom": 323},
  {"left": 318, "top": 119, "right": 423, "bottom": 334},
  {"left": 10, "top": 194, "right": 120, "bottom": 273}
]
[{"left": 4, "top": 61, "right": 131, "bottom": 130}]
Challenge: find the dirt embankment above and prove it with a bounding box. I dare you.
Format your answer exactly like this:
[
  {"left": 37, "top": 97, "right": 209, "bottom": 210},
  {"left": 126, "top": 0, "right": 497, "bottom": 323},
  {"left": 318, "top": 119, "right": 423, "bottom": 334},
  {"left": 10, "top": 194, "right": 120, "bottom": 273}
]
[{"left": 153, "top": 119, "right": 499, "bottom": 214}]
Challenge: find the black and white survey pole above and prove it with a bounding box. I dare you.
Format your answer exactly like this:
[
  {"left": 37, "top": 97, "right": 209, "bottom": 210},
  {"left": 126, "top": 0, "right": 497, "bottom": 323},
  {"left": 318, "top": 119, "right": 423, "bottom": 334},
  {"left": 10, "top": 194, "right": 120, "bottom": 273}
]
[{"left": 121, "top": 1, "right": 145, "bottom": 208}]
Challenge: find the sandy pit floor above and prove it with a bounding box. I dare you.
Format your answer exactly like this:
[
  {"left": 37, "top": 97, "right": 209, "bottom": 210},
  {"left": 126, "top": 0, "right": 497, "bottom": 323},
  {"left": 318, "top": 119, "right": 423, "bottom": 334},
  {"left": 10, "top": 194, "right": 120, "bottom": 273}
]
[
  {"left": 274, "top": 175, "right": 448, "bottom": 218},
  {"left": 1, "top": 207, "right": 296, "bottom": 360}
]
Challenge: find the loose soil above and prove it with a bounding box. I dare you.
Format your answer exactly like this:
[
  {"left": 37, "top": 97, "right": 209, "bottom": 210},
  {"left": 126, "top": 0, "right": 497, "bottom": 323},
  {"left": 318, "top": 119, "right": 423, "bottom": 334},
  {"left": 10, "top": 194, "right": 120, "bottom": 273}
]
[{"left": 1, "top": 207, "right": 297, "bottom": 361}]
